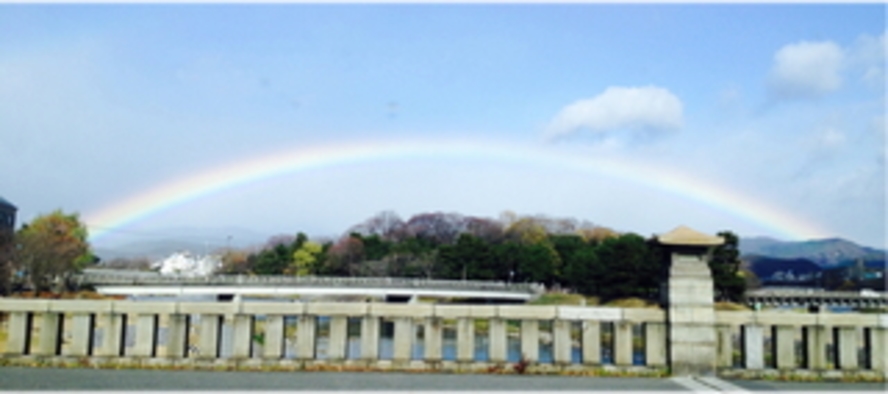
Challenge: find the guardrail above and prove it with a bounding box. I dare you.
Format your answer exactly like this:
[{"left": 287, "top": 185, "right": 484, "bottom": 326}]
[{"left": 75, "top": 273, "right": 545, "bottom": 295}]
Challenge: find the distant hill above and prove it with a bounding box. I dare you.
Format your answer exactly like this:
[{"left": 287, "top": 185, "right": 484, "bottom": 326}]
[{"left": 740, "top": 237, "right": 885, "bottom": 266}]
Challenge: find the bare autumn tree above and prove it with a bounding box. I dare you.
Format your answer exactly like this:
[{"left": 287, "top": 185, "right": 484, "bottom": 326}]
[
  {"left": 324, "top": 235, "right": 365, "bottom": 276},
  {"left": 347, "top": 210, "right": 407, "bottom": 241},
  {"left": 14, "top": 210, "right": 94, "bottom": 293},
  {"left": 404, "top": 212, "right": 465, "bottom": 245}
]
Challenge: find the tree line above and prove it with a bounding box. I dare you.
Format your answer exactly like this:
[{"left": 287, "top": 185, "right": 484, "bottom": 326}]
[
  {"left": 216, "top": 211, "right": 749, "bottom": 303},
  {"left": 0, "top": 209, "right": 749, "bottom": 302}
]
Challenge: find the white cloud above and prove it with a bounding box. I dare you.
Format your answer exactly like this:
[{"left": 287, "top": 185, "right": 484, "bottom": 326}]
[
  {"left": 849, "top": 31, "right": 887, "bottom": 89},
  {"left": 768, "top": 41, "right": 844, "bottom": 99},
  {"left": 545, "top": 86, "right": 683, "bottom": 140}
]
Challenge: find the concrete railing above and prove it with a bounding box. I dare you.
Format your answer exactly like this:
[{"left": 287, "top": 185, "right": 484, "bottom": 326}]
[
  {"left": 0, "top": 299, "right": 664, "bottom": 373},
  {"left": 744, "top": 289, "right": 888, "bottom": 309},
  {"left": 75, "top": 273, "right": 545, "bottom": 295},
  {"left": 1, "top": 299, "right": 886, "bottom": 379}
]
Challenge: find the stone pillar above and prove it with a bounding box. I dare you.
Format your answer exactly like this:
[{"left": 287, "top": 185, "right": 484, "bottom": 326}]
[
  {"left": 132, "top": 314, "right": 157, "bottom": 358},
  {"left": 66, "top": 313, "right": 94, "bottom": 357},
  {"left": 488, "top": 318, "right": 507, "bottom": 363},
  {"left": 96, "top": 313, "right": 125, "bottom": 357},
  {"left": 262, "top": 315, "right": 285, "bottom": 360},
  {"left": 361, "top": 316, "right": 379, "bottom": 361},
  {"left": 424, "top": 317, "right": 442, "bottom": 362},
  {"left": 36, "top": 312, "right": 62, "bottom": 356},
  {"left": 655, "top": 226, "right": 724, "bottom": 377},
  {"left": 520, "top": 319, "right": 539, "bottom": 363},
  {"left": 327, "top": 316, "right": 348, "bottom": 361},
  {"left": 614, "top": 320, "right": 633, "bottom": 366},
  {"left": 804, "top": 325, "right": 828, "bottom": 370},
  {"left": 773, "top": 325, "right": 796, "bottom": 370},
  {"left": 197, "top": 315, "right": 222, "bottom": 359},
  {"left": 392, "top": 317, "right": 412, "bottom": 362},
  {"left": 834, "top": 326, "right": 858, "bottom": 370},
  {"left": 715, "top": 325, "right": 733, "bottom": 368},
  {"left": 456, "top": 317, "right": 475, "bottom": 363},
  {"left": 582, "top": 320, "right": 601, "bottom": 365},
  {"left": 165, "top": 314, "right": 189, "bottom": 358},
  {"left": 742, "top": 324, "right": 764, "bottom": 369},
  {"left": 231, "top": 314, "right": 254, "bottom": 359},
  {"left": 297, "top": 315, "right": 316, "bottom": 360},
  {"left": 553, "top": 319, "right": 572, "bottom": 365},
  {"left": 5, "top": 312, "right": 32, "bottom": 356},
  {"left": 646, "top": 322, "right": 668, "bottom": 367}
]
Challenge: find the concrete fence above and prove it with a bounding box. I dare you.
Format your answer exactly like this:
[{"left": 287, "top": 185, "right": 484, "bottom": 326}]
[{"left": 0, "top": 299, "right": 886, "bottom": 379}]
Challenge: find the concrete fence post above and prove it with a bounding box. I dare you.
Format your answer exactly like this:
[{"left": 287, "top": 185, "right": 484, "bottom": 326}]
[
  {"left": 392, "top": 317, "right": 412, "bottom": 363},
  {"left": 327, "top": 316, "right": 348, "bottom": 361},
  {"left": 488, "top": 318, "right": 507, "bottom": 364},
  {"left": 36, "top": 312, "right": 62, "bottom": 357},
  {"left": 715, "top": 324, "right": 733, "bottom": 368},
  {"left": 614, "top": 320, "right": 633, "bottom": 366},
  {"left": 96, "top": 313, "right": 125, "bottom": 357},
  {"left": 582, "top": 320, "right": 601, "bottom": 365},
  {"left": 834, "top": 326, "right": 858, "bottom": 370},
  {"left": 231, "top": 314, "right": 254, "bottom": 359},
  {"left": 360, "top": 316, "right": 379, "bottom": 361},
  {"left": 131, "top": 314, "right": 157, "bottom": 358},
  {"left": 742, "top": 324, "right": 764, "bottom": 369},
  {"left": 423, "top": 317, "right": 442, "bottom": 362},
  {"left": 646, "top": 322, "right": 667, "bottom": 367},
  {"left": 456, "top": 317, "right": 474, "bottom": 363},
  {"left": 66, "top": 313, "right": 94, "bottom": 357},
  {"left": 197, "top": 314, "right": 222, "bottom": 359},
  {"left": 553, "top": 319, "right": 572, "bottom": 365},
  {"left": 804, "top": 325, "right": 828, "bottom": 370},
  {"left": 773, "top": 325, "right": 796, "bottom": 370},
  {"left": 297, "top": 315, "right": 316, "bottom": 360},
  {"left": 520, "top": 319, "right": 539, "bottom": 363},
  {"left": 868, "top": 326, "right": 887, "bottom": 377},
  {"left": 262, "top": 315, "right": 284, "bottom": 360},
  {"left": 165, "top": 314, "right": 189, "bottom": 358},
  {"left": 5, "top": 312, "right": 32, "bottom": 356}
]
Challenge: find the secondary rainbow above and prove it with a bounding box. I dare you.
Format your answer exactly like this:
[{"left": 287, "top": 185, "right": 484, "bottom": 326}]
[{"left": 83, "top": 138, "right": 831, "bottom": 242}]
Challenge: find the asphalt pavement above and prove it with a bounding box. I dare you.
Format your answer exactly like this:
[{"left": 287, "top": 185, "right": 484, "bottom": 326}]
[{"left": 0, "top": 367, "right": 885, "bottom": 391}]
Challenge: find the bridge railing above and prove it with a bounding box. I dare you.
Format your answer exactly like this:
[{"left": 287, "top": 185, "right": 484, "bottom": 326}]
[
  {"left": 1, "top": 299, "right": 886, "bottom": 378},
  {"left": 1, "top": 299, "right": 664, "bottom": 373},
  {"left": 714, "top": 311, "right": 888, "bottom": 379},
  {"left": 75, "top": 273, "right": 545, "bottom": 294}
]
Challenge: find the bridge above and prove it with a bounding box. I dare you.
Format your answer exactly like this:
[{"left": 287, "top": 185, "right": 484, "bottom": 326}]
[
  {"left": 75, "top": 270, "right": 544, "bottom": 302},
  {"left": 2, "top": 227, "right": 886, "bottom": 382},
  {"left": 744, "top": 288, "right": 888, "bottom": 309}
]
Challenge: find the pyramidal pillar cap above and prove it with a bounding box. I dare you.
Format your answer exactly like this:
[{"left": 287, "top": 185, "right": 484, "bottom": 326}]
[{"left": 656, "top": 225, "right": 724, "bottom": 246}]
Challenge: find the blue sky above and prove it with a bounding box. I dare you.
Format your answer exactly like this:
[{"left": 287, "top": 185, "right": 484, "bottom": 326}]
[{"left": 0, "top": 4, "right": 885, "bottom": 249}]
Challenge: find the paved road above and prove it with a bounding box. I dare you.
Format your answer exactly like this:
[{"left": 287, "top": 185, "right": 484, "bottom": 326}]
[{"left": 0, "top": 367, "right": 885, "bottom": 391}]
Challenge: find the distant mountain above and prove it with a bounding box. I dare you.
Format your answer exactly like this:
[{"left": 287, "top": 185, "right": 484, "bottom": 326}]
[
  {"left": 740, "top": 237, "right": 885, "bottom": 266},
  {"left": 743, "top": 254, "right": 822, "bottom": 286}
]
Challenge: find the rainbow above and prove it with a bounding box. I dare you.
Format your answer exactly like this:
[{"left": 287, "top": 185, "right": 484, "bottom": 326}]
[{"left": 82, "top": 138, "right": 831, "bottom": 242}]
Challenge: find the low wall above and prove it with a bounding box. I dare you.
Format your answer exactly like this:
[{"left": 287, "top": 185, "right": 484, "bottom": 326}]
[{"left": 0, "top": 299, "right": 886, "bottom": 380}]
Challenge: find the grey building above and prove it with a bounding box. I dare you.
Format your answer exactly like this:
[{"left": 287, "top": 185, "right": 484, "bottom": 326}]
[{"left": 0, "top": 196, "right": 16, "bottom": 232}]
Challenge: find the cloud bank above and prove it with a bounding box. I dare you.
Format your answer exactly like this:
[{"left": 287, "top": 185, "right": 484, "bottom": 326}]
[
  {"left": 545, "top": 86, "right": 684, "bottom": 140},
  {"left": 768, "top": 41, "right": 844, "bottom": 99}
]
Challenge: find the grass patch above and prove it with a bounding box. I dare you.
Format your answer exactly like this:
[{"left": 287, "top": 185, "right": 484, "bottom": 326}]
[
  {"left": 603, "top": 297, "right": 660, "bottom": 309},
  {"left": 715, "top": 301, "right": 750, "bottom": 311},
  {"left": 530, "top": 293, "right": 598, "bottom": 306}
]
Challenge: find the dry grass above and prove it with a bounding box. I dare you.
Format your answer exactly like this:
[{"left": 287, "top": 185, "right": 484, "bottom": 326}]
[
  {"left": 529, "top": 293, "right": 599, "bottom": 306},
  {"left": 603, "top": 297, "right": 660, "bottom": 309},
  {"left": 714, "top": 301, "right": 751, "bottom": 311}
]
